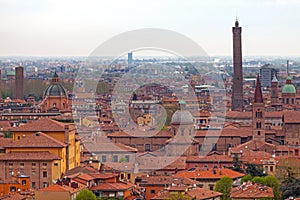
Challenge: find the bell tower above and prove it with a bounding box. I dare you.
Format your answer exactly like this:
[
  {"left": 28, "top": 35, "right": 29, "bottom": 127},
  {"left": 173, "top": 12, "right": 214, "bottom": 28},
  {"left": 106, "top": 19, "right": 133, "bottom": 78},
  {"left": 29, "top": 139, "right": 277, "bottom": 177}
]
[{"left": 252, "top": 75, "right": 265, "bottom": 142}]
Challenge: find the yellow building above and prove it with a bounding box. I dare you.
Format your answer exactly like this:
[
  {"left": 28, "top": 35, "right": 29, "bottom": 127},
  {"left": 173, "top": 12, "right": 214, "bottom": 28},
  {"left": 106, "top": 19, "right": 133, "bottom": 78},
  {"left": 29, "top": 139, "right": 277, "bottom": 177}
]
[{"left": 10, "top": 118, "right": 80, "bottom": 170}]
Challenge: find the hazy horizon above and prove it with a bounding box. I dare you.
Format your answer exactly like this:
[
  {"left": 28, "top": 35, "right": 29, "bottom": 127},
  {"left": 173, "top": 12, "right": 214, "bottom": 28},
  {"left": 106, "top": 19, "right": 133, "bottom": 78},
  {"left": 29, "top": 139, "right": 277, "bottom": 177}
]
[{"left": 1, "top": 0, "right": 300, "bottom": 57}]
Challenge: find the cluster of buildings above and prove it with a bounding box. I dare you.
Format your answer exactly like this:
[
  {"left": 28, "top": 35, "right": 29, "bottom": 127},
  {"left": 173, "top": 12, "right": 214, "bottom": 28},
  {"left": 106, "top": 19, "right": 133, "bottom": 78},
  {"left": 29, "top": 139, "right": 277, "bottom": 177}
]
[{"left": 0, "top": 20, "right": 299, "bottom": 199}]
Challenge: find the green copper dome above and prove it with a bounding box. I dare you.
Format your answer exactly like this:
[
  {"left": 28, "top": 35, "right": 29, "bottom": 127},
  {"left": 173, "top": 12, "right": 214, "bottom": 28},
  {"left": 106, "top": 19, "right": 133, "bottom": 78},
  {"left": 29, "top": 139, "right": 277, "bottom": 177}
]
[
  {"left": 282, "top": 76, "right": 296, "bottom": 94},
  {"left": 282, "top": 85, "right": 296, "bottom": 93}
]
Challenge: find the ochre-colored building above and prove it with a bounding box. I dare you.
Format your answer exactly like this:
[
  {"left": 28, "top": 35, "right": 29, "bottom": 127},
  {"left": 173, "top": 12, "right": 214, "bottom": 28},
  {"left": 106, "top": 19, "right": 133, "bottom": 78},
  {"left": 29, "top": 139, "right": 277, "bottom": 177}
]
[{"left": 10, "top": 118, "right": 80, "bottom": 170}]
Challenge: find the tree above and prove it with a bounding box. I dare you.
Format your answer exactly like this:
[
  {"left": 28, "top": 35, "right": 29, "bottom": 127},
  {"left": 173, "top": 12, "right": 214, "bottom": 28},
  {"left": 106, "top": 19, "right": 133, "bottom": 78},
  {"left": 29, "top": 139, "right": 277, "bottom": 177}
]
[
  {"left": 245, "top": 163, "right": 265, "bottom": 177},
  {"left": 280, "top": 168, "right": 300, "bottom": 199},
  {"left": 241, "top": 174, "right": 252, "bottom": 183},
  {"left": 263, "top": 176, "right": 280, "bottom": 200},
  {"left": 75, "top": 189, "right": 97, "bottom": 200},
  {"left": 214, "top": 176, "right": 233, "bottom": 200},
  {"left": 232, "top": 154, "right": 243, "bottom": 173},
  {"left": 3, "top": 130, "right": 12, "bottom": 138}
]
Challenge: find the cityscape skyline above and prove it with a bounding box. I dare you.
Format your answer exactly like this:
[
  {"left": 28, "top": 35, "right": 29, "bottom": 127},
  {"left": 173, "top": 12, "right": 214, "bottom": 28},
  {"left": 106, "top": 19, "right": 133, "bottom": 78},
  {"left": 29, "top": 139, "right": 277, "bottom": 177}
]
[{"left": 1, "top": 0, "right": 300, "bottom": 57}]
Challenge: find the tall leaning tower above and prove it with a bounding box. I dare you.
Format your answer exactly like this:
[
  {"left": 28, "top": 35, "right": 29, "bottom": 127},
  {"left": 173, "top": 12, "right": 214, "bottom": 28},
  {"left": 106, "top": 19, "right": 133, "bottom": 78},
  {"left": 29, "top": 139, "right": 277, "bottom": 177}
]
[{"left": 232, "top": 19, "right": 243, "bottom": 111}]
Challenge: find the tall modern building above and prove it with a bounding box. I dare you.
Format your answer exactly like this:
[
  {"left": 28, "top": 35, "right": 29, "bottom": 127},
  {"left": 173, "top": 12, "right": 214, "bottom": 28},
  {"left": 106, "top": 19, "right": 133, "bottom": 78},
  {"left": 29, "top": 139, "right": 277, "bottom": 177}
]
[
  {"left": 232, "top": 19, "right": 243, "bottom": 111},
  {"left": 15, "top": 66, "right": 24, "bottom": 99},
  {"left": 128, "top": 52, "right": 133, "bottom": 65},
  {"left": 259, "top": 64, "right": 277, "bottom": 88}
]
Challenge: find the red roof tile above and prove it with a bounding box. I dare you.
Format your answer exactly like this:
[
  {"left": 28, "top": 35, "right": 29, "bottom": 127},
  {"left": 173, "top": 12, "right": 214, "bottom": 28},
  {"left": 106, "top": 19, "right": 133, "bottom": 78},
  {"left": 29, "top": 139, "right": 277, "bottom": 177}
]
[
  {"left": 231, "top": 182, "right": 273, "bottom": 199},
  {"left": 5, "top": 132, "right": 66, "bottom": 148},
  {"left": 174, "top": 168, "right": 245, "bottom": 180},
  {"left": 0, "top": 151, "right": 61, "bottom": 161},
  {"left": 11, "top": 118, "right": 75, "bottom": 132},
  {"left": 91, "top": 182, "right": 134, "bottom": 191}
]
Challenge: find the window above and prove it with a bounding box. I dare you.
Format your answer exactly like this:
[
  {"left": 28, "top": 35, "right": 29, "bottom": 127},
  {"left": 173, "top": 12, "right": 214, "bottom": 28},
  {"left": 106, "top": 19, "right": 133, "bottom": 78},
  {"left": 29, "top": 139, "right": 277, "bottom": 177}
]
[
  {"left": 198, "top": 144, "right": 202, "bottom": 152},
  {"left": 20, "top": 163, "right": 24, "bottom": 166},
  {"left": 212, "top": 143, "right": 217, "bottom": 151},
  {"left": 292, "top": 98, "right": 295, "bottom": 104},
  {"left": 43, "top": 171, "right": 47, "bottom": 178},
  {"left": 145, "top": 144, "right": 150, "bottom": 151},
  {"left": 286, "top": 98, "right": 289, "bottom": 104},
  {"left": 54, "top": 163, "right": 58, "bottom": 166},
  {"left": 32, "top": 182, "right": 36, "bottom": 189},
  {"left": 270, "top": 166, "right": 274, "bottom": 172},
  {"left": 17, "top": 136, "right": 21, "bottom": 140},
  {"left": 209, "top": 185, "right": 214, "bottom": 190},
  {"left": 42, "top": 163, "right": 47, "bottom": 166},
  {"left": 258, "top": 131, "right": 261, "bottom": 136},
  {"left": 113, "top": 155, "right": 118, "bottom": 162},
  {"left": 127, "top": 173, "right": 131, "bottom": 180},
  {"left": 22, "top": 180, "right": 26, "bottom": 185},
  {"left": 120, "top": 173, "right": 124, "bottom": 179},
  {"left": 9, "top": 163, "right": 13, "bottom": 166},
  {"left": 180, "top": 128, "right": 184, "bottom": 136},
  {"left": 32, "top": 163, "right": 36, "bottom": 167},
  {"left": 10, "top": 186, "right": 16, "bottom": 192},
  {"left": 125, "top": 155, "right": 130, "bottom": 162},
  {"left": 102, "top": 155, "right": 107, "bottom": 162},
  {"left": 151, "top": 190, "right": 156, "bottom": 194},
  {"left": 43, "top": 182, "right": 48, "bottom": 188}
]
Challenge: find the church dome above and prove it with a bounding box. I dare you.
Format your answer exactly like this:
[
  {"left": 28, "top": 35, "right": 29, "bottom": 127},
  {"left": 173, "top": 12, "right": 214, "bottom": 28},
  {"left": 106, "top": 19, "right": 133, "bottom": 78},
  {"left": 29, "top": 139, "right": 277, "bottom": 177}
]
[
  {"left": 171, "top": 110, "right": 193, "bottom": 125},
  {"left": 282, "top": 76, "right": 296, "bottom": 94},
  {"left": 44, "top": 72, "right": 68, "bottom": 97},
  {"left": 44, "top": 84, "right": 67, "bottom": 97}
]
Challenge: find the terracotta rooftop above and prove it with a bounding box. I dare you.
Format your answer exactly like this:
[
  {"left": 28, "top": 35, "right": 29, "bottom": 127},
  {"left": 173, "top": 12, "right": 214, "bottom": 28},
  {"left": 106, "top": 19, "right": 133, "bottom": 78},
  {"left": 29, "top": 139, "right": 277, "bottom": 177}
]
[
  {"left": 195, "top": 128, "right": 252, "bottom": 137},
  {"left": 38, "top": 181, "right": 87, "bottom": 194},
  {"left": 0, "top": 137, "right": 13, "bottom": 149},
  {"left": 11, "top": 118, "right": 75, "bottom": 132},
  {"left": 85, "top": 137, "right": 138, "bottom": 153},
  {"left": 186, "top": 154, "right": 232, "bottom": 162},
  {"left": 174, "top": 168, "right": 245, "bottom": 180},
  {"left": 107, "top": 130, "right": 173, "bottom": 138},
  {"left": 186, "top": 187, "right": 223, "bottom": 200},
  {"left": 231, "top": 182, "right": 273, "bottom": 199},
  {"left": 137, "top": 175, "right": 200, "bottom": 186},
  {"left": 231, "top": 140, "right": 275, "bottom": 153},
  {"left": 64, "top": 165, "right": 98, "bottom": 177},
  {"left": 0, "top": 151, "right": 61, "bottom": 161},
  {"left": 151, "top": 187, "right": 222, "bottom": 200},
  {"left": 0, "top": 193, "right": 27, "bottom": 200},
  {"left": 90, "top": 182, "right": 134, "bottom": 191},
  {"left": 5, "top": 132, "right": 66, "bottom": 148},
  {"left": 283, "top": 110, "right": 300, "bottom": 123}
]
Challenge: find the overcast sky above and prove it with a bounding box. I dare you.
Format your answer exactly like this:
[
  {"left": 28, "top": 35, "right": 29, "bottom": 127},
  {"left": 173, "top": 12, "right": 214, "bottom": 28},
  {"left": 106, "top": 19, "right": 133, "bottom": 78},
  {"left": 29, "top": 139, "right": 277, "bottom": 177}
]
[{"left": 0, "top": 0, "right": 300, "bottom": 57}]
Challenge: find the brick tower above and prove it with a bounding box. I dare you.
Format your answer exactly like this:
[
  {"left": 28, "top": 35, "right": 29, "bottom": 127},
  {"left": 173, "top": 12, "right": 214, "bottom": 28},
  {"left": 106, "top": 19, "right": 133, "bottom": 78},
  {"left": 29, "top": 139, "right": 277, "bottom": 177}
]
[
  {"left": 252, "top": 75, "right": 265, "bottom": 142},
  {"left": 15, "top": 66, "right": 24, "bottom": 99},
  {"left": 271, "top": 74, "right": 279, "bottom": 105},
  {"left": 232, "top": 19, "right": 243, "bottom": 111}
]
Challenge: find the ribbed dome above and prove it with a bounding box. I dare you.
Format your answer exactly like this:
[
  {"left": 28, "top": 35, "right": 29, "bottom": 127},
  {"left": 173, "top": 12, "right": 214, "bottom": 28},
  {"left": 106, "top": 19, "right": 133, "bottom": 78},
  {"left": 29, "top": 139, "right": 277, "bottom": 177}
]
[
  {"left": 44, "top": 84, "right": 67, "bottom": 97},
  {"left": 44, "top": 72, "right": 67, "bottom": 97},
  {"left": 171, "top": 110, "right": 193, "bottom": 125},
  {"left": 282, "top": 84, "right": 296, "bottom": 94},
  {"left": 282, "top": 76, "right": 296, "bottom": 94}
]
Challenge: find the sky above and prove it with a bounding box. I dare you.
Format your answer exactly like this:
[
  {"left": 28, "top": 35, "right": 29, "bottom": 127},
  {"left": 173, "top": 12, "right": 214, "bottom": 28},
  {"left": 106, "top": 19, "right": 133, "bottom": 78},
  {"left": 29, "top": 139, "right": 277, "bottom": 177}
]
[{"left": 0, "top": 0, "right": 300, "bottom": 57}]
